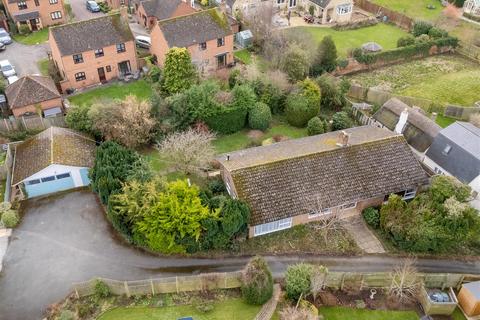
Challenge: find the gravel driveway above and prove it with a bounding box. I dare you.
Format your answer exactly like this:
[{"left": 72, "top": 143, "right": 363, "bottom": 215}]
[{"left": 0, "top": 42, "right": 49, "bottom": 77}]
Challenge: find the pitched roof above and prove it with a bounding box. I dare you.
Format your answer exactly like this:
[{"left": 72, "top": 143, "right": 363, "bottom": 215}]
[
  {"left": 425, "top": 122, "right": 480, "bottom": 183},
  {"left": 308, "top": 0, "right": 332, "bottom": 8},
  {"left": 373, "top": 98, "right": 441, "bottom": 152},
  {"left": 12, "top": 10, "right": 39, "bottom": 22},
  {"left": 141, "top": 0, "right": 192, "bottom": 19},
  {"left": 49, "top": 14, "right": 134, "bottom": 56},
  {"left": 5, "top": 75, "right": 61, "bottom": 109},
  {"left": 12, "top": 127, "right": 96, "bottom": 185},
  {"left": 218, "top": 126, "right": 430, "bottom": 226},
  {"left": 157, "top": 8, "right": 232, "bottom": 48}
]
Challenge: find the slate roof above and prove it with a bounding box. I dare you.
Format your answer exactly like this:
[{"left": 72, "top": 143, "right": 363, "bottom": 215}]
[
  {"left": 425, "top": 122, "right": 480, "bottom": 184},
  {"left": 141, "top": 0, "right": 191, "bottom": 19},
  {"left": 12, "top": 10, "right": 39, "bottom": 22},
  {"left": 308, "top": 0, "right": 332, "bottom": 8},
  {"left": 157, "top": 8, "right": 232, "bottom": 48},
  {"left": 373, "top": 98, "right": 441, "bottom": 152},
  {"left": 218, "top": 126, "right": 429, "bottom": 226},
  {"left": 5, "top": 75, "right": 60, "bottom": 109},
  {"left": 49, "top": 14, "right": 134, "bottom": 56},
  {"left": 12, "top": 127, "right": 96, "bottom": 185}
]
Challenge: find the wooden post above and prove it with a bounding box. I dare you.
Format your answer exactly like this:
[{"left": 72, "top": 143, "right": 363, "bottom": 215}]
[
  {"left": 457, "top": 275, "right": 465, "bottom": 291},
  {"left": 176, "top": 276, "right": 179, "bottom": 294},
  {"left": 150, "top": 279, "right": 155, "bottom": 295},
  {"left": 359, "top": 274, "right": 365, "bottom": 291},
  {"left": 224, "top": 273, "right": 227, "bottom": 289},
  {"left": 124, "top": 281, "right": 130, "bottom": 297},
  {"left": 340, "top": 273, "right": 346, "bottom": 291}
]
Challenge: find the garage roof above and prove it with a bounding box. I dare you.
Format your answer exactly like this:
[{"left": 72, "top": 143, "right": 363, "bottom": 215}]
[{"left": 12, "top": 127, "right": 96, "bottom": 186}]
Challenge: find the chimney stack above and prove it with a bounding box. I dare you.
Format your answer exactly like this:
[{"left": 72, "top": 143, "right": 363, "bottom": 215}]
[{"left": 336, "top": 131, "right": 350, "bottom": 147}]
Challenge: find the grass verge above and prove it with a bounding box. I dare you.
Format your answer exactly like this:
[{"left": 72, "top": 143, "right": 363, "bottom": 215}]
[
  {"left": 13, "top": 28, "right": 49, "bottom": 45},
  {"left": 37, "top": 58, "right": 49, "bottom": 76}
]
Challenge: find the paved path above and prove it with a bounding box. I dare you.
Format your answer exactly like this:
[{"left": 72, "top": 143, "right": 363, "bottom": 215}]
[
  {"left": 0, "top": 190, "right": 479, "bottom": 319},
  {"left": 0, "top": 41, "right": 49, "bottom": 77},
  {"left": 342, "top": 215, "right": 385, "bottom": 254},
  {"left": 0, "top": 228, "right": 11, "bottom": 273}
]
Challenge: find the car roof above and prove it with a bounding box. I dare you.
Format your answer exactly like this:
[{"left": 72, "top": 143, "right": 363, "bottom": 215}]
[
  {"left": 135, "top": 35, "right": 151, "bottom": 42},
  {"left": 0, "top": 60, "right": 10, "bottom": 66},
  {"left": 87, "top": 1, "right": 97, "bottom": 4}
]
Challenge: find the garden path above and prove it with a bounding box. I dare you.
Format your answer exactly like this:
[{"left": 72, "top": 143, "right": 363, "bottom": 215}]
[{"left": 342, "top": 215, "right": 385, "bottom": 254}]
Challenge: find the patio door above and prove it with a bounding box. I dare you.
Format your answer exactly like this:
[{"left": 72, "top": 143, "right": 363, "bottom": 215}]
[
  {"left": 288, "top": 0, "right": 296, "bottom": 8},
  {"left": 97, "top": 67, "right": 106, "bottom": 82},
  {"left": 118, "top": 61, "right": 131, "bottom": 76}
]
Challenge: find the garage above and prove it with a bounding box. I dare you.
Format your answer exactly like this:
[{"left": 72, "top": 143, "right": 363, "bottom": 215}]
[{"left": 11, "top": 127, "right": 96, "bottom": 199}]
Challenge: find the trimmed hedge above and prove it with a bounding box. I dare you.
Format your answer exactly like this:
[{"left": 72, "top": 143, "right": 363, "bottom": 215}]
[
  {"left": 248, "top": 102, "right": 272, "bottom": 131},
  {"left": 204, "top": 107, "right": 248, "bottom": 134}
]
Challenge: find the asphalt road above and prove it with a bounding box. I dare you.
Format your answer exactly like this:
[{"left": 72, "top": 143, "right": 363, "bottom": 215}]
[
  {"left": 0, "top": 190, "right": 479, "bottom": 319},
  {"left": 0, "top": 41, "right": 49, "bottom": 77}
]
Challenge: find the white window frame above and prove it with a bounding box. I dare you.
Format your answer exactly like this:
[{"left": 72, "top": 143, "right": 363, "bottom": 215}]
[
  {"left": 50, "top": 11, "right": 62, "bottom": 20},
  {"left": 49, "top": 0, "right": 58, "bottom": 4},
  {"left": 253, "top": 217, "right": 292, "bottom": 236},
  {"left": 341, "top": 202, "right": 357, "bottom": 210},
  {"left": 403, "top": 188, "right": 416, "bottom": 200},
  {"left": 336, "top": 3, "right": 352, "bottom": 15}
]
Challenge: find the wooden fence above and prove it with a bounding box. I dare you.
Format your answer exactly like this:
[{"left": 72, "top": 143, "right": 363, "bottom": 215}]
[
  {"left": 72, "top": 271, "right": 480, "bottom": 298},
  {"left": 0, "top": 114, "right": 66, "bottom": 133},
  {"left": 457, "top": 42, "right": 480, "bottom": 63},
  {"left": 354, "top": 0, "right": 414, "bottom": 30}
]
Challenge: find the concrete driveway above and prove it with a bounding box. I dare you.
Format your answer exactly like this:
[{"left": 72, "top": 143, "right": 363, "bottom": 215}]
[
  {"left": 69, "top": 0, "right": 105, "bottom": 21},
  {"left": 0, "top": 42, "right": 49, "bottom": 77}
]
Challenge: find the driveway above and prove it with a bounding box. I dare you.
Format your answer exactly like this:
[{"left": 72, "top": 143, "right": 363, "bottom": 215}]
[
  {"left": 0, "top": 41, "right": 49, "bottom": 77},
  {"left": 0, "top": 190, "right": 479, "bottom": 319},
  {"left": 69, "top": 0, "right": 105, "bottom": 21}
]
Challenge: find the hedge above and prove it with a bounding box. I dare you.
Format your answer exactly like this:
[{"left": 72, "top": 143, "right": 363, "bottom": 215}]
[{"left": 204, "top": 107, "right": 248, "bottom": 134}]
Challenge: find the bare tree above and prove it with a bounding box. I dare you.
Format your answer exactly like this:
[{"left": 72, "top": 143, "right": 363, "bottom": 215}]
[
  {"left": 244, "top": 2, "right": 275, "bottom": 50},
  {"left": 303, "top": 194, "right": 343, "bottom": 244},
  {"left": 389, "top": 258, "right": 421, "bottom": 303},
  {"left": 158, "top": 128, "right": 215, "bottom": 175},
  {"left": 310, "top": 265, "right": 328, "bottom": 302}
]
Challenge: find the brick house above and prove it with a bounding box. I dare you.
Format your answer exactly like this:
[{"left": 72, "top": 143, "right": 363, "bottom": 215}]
[
  {"left": 49, "top": 14, "right": 138, "bottom": 92},
  {"left": 5, "top": 75, "right": 63, "bottom": 118},
  {"left": 3, "top": 0, "right": 66, "bottom": 31},
  {"left": 150, "top": 8, "right": 234, "bottom": 74},
  {"left": 135, "top": 0, "right": 195, "bottom": 29},
  {"left": 217, "top": 126, "right": 430, "bottom": 237}
]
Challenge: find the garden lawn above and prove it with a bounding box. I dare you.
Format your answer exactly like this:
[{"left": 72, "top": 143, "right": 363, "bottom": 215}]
[
  {"left": 436, "top": 114, "right": 456, "bottom": 128},
  {"left": 68, "top": 80, "right": 152, "bottom": 106},
  {"left": 234, "top": 49, "right": 252, "bottom": 64},
  {"left": 348, "top": 55, "right": 480, "bottom": 107},
  {"left": 320, "top": 306, "right": 418, "bottom": 320},
  {"left": 37, "top": 58, "right": 49, "bottom": 76},
  {"left": 371, "top": 0, "right": 443, "bottom": 21},
  {"left": 291, "top": 23, "right": 409, "bottom": 57},
  {"left": 13, "top": 28, "right": 49, "bottom": 45},
  {"left": 97, "top": 298, "right": 261, "bottom": 320}
]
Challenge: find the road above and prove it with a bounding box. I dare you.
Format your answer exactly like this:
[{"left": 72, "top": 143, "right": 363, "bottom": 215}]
[
  {"left": 0, "top": 42, "right": 49, "bottom": 77},
  {"left": 0, "top": 190, "right": 479, "bottom": 320}
]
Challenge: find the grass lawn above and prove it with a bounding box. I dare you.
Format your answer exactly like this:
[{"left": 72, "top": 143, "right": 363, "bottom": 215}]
[
  {"left": 234, "top": 49, "right": 252, "bottom": 64},
  {"left": 371, "top": 0, "right": 443, "bottom": 21},
  {"left": 97, "top": 298, "right": 261, "bottom": 320},
  {"left": 12, "top": 28, "right": 49, "bottom": 45},
  {"left": 436, "top": 114, "right": 456, "bottom": 128},
  {"left": 291, "top": 23, "right": 409, "bottom": 57},
  {"left": 320, "top": 306, "right": 418, "bottom": 320},
  {"left": 68, "top": 80, "right": 153, "bottom": 106},
  {"left": 37, "top": 58, "right": 49, "bottom": 76},
  {"left": 348, "top": 55, "right": 480, "bottom": 107}
]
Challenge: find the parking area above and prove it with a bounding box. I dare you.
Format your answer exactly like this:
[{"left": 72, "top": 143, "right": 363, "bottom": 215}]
[
  {"left": 69, "top": 0, "right": 105, "bottom": 21},
  {"left": 0, "top": 41, "right": 48, "bottom": 77}
]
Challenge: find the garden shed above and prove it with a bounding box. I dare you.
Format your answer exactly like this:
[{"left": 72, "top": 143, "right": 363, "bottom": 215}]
[
  {"left": 236, "top": 29, "right": 253, "bottom": 48},
  {"left": 457, "top": 281, "right": 480, "bottom": 317}
]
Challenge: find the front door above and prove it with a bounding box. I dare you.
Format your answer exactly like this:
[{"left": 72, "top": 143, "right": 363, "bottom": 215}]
[
  {"left": 29, "top": 19, "right": 38, "bottom": 31},
  {"left": 97, "top": 67, "right": 106, "bottom": 82},
  {"left": 217, "top": 54, "right": 227, "bottom": 69},
  {"left": 288, "top": 0, "right": 296, "bottom": 8}
]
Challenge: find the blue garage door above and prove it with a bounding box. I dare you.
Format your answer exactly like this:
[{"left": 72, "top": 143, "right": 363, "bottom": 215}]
[{"left": 24, "top": 173, "right": 75, "bottom": 198}]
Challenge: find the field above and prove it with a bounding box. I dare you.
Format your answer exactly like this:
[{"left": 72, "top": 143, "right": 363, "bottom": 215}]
[
  {"left": 291, "top": 23, "right": 409, "bottom": 57},
  {"left": 348, "top": 55, "right": 480, "bottom": 107},
  {"left": 371, "top": 0, "right": 443, "bottom": 21}
]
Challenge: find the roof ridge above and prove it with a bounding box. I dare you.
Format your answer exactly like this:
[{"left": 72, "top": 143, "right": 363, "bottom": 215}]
[
  {"left": 7, "top": 76, "right": 26, "bottom": 108},
  {"left": 51, "top": 12, "right": 121, "bottom": 31},
  {"left": 457, "top": 121, "right": 480, "bottom": 137},
  {"left": 157, "top": 7, "right": 216, "bottom": 25}
]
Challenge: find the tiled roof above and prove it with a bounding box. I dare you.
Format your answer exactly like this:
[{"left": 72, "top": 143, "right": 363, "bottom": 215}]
[
  {"left": 141, "top": 0, "right": 192, "bottom": 20},
  {"left": 50, "top": 14, "right": 133, "bottom": 56},
  {"left": 12, "top": 127, "right": 96, "bottom": 185},
  {"left": 5, "top": 75, "right": 60, "bottom": 108},
  {"left": 12, "top": 10, "right": 39, "bottom": 22},
  {"left": 308, "top": 0, "right": 332, "bottom": 8},
  {"left": 218, "top": 126, "right": 429, "bottom": 226},
  {"left": 158, "top": 8, "right": 232, "bottom": 48},
  {"left": 373, "top": 98, "right": 441, "bottom": 152}
]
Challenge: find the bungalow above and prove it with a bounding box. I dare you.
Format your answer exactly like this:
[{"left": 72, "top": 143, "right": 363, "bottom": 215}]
[
  {"left": 423, "top": 121, "right": 480, "bottom": 194},
  {"left": 372, "top": 98, "right": 441, "bottom": 153},
  {"left": 49, "top": 14, "right": 138, "bottom": 92},
  {"left": 5, "top": 75, "right": 63, "bottom": 118},
  {"left": 464, "top": 0, "right": 480, "bottom": 16},
  {"left": 2, "top": 0, "right": 66, "bottom": 31},
  {"left": 150, "top": 8, "right": 234, "bottom": 74},
  {"left": 135, "top": 0, "right": 195, "bottom": 29},
  {"left": 11, "top": 127, "right": 96, "bottom": 199},
  {"left": 217, "top": 126, "right": 430, "bottom": 237}
]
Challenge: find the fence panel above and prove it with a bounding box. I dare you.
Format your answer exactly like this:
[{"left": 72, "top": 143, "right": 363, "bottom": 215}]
[{"left": 354, "top": 0, "right": 413, "bottom": 30}]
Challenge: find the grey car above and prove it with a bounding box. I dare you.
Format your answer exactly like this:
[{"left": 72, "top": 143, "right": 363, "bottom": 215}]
[{"left": 0, "top": 28, "right": 12, "bottom": 45}]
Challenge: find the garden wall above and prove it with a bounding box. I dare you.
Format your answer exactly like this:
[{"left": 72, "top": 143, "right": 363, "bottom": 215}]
[
  {"left": 0, "top": 114, "right": 66, "bottom": 133},
  {"left": 354, "top": 0, "right": 414, "bottom": 30}
]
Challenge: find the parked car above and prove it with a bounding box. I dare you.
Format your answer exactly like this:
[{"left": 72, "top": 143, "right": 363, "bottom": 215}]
[
  {"left": 0, "top": 42, "right": 5, "bottom": 52},
  {"left": 0, "top": 28, "right": 12, "bottom": 45},
  {"left": 7, "top": 75, "right": 18, "bottom": 84},
  {"left": 0, "top": 60, "right": 16, "bottom": 78},
  {"left": 135, "top": 35, "right": 151, "bottom": 49},
  {"left": 86, "top": 0, "right": 100, "bottom": 12}
]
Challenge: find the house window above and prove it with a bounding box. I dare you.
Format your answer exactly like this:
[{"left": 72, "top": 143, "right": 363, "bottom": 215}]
[
  {"left": 17, "top": 1, "right": 27, "bottom": 9},
  {"left": 51, "top": 11, "right": 62, "bottom": 19},
  {"left": 217, "top": 37, "right": 225, "bottom": 47},
  {"left": 56, "top": 173, "right": 71, "bottom": 179},
  {"left": 217, "top": 54, "right": 227, "bottom": 68},
  {"left": 75, "top": 72, "right": 86, "bottom": 81},
  {"left": 94, "top": 48, "right": 104, "bottom": 58},
  {"left": 34, "top": 0, "right": 40, "bottom": 6},
  {"left": 106, "top": 65, "right": 111, "bottom": 72},
  {"left": 403, "top": 188, "right": 416, "bottom": 200},
  {"left": 26, "top": 179, "right": 40, "bottom": 185},
  {"left": 309, "top": 207, "right": 332, "bottom": 219},
  {"left": 253, "top": 217, "right": 292, "bottom": 236},
  {"left": 49, "top": 0, "right": 58, "bottom": 4},
  {"left": 72, "top": 53, "right": 83, "bottom": 64},
  {"left": 442, "top": 144, "right": 452, "bottom": 155},
  {"left": 336, "top": 3, "right": 352, "bottom": 15},
  {"left": 277, "top": 0, "right": 285, "bottom": 3},
  {"left": 341, "top": 202, "right": 357, "bottom": 210},
  {"left": 116, "top": 43, "right": 126, "bottom": 53},
  {"left": 41, "top": 176, "right": 55, "bottom": 182},
  {"left": 199, "top": 42, "right": 207, "bottom": 50}
]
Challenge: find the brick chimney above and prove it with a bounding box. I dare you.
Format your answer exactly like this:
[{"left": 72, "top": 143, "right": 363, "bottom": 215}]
[{"left": 336, "top": 131, "right": 350, "bottom": 147}]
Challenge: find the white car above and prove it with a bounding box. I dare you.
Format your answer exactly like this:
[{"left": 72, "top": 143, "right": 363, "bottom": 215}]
[
  {"left": 0, "top": 60, "right": 16, "bottom": 78},
  {"left": 7, "top": 75, "right": 18, "bottom": 84},
  {"left": 135, "top": 35, "right": 151, "bottom": 49}
]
